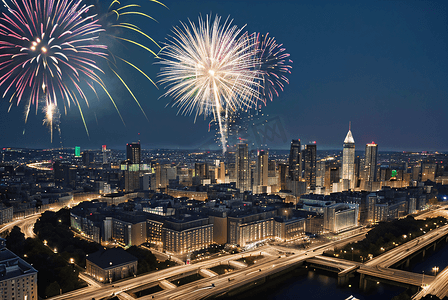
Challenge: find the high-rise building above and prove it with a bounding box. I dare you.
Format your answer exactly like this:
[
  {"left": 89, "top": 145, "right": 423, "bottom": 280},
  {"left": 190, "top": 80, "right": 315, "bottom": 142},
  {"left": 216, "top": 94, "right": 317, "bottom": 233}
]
[
  {"left": 82, "top": 150, "right": 94, "bottom": 167},
  {"left": 288, "top": 139, "right": 301, "bottom": 181},
  {"left": 126, "top": 142, "right": 141, "bottom": 164},
  {"left": 235, "top": 143, "right": 250, "bottom": 192},
  {"left": 302, "top": 143, "right": 317, "bottom": 190},
  {"left": 102, "top": 145, "right": 109, "bottom": 165},
  {"left": 254, "top": 150, "right": 269, "bottom": 193},
  {"left": 216, "top": 161, "right": 226, "bottom": 183},
  {"left": 342, "top": 127, "right": 355, "bottom": 189},
  {"left": 278, "top": 163, "right": 289, "bottom": 191},
  {"left": 124, "top": 142, "right": 142, "bottom": 192},
  {"left": 195, "top": 163, "right": 209, "bottom": 180},
  {"left": 365, "top": 142, "right": 378, "bottom": 181}
]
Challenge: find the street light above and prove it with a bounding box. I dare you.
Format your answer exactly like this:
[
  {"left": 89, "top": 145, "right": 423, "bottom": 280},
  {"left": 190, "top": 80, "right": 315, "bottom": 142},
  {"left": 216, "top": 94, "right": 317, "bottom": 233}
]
[
  {"left": 433, "top": 266, "right": 439, "bottom": 275},
  {"left": 70, "top": 258, "right": 74, "bottom": 264}
]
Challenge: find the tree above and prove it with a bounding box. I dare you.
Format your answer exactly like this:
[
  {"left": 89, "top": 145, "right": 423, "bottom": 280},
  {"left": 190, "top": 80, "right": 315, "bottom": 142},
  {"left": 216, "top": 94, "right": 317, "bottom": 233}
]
[
  {"left": 45, "top": 281, "right": 61, "bottom": 297},
  {"left": 6, "top": 226, "right": 25, "bottom": 256}
]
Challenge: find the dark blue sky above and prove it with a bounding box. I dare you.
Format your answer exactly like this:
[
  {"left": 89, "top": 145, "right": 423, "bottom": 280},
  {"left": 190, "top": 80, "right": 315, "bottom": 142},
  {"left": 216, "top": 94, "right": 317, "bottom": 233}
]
[{"left": 0, "top": 0, "right": 447, "bottom": 151}]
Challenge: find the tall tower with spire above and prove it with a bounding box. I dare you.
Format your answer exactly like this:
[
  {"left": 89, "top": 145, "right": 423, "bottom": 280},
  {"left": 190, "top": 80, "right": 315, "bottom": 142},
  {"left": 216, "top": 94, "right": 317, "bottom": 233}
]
[{"left": 342, "top": 123, "right": 355, "bottom": 189}]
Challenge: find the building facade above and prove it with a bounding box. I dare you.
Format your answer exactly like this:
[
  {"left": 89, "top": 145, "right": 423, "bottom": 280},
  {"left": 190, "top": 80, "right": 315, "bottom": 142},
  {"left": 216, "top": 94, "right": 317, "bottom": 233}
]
[
  {"left": 364, "top": 142, "right": 378, "bottom": 182},
  {"left": 342, "top": 128, "right": 355, "bottom": 189},
  {"left": 288, "top": 139, "right": 301, "bottom": 181},
  {"left": 0, "top": 205, "right": 13, "bottom": 225},
  {"left": 0, "top": 239, "right": 38, "bottom": 300},
  {"left": 235, "top": 143, "right": 250, "bottom": 192},
  {"left": 302, "top": 143, "right": 317, "bottom": 190},
  {"left": 86, "top": 248, "right": 137, "bottom": 283}
]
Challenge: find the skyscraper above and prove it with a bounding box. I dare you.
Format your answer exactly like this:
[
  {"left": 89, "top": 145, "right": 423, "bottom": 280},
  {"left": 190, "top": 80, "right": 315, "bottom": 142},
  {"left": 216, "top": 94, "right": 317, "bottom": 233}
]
[
  {"left": 125, "top": 142, "right": 141, "bottom": 192},
  {"left": 288, "top": 139, "right": 301, "bottom": 181},
  {"left": 302, "top": 143, "right": 317, "bottom": 190},
  {"left": 342, "top": 127, "right": 355, "bottom": 189},
  {"left": 126, "top": 142, "right": 141, "bottom": 164},
  {"left": 254, "top": 150, "right": 269, "bottom": 193},
  {"left": 235, "top": 143, "right": 250, "bottom": 192},
  {"left": 365, "top": 142, "right": 378, "bottom": 181}
]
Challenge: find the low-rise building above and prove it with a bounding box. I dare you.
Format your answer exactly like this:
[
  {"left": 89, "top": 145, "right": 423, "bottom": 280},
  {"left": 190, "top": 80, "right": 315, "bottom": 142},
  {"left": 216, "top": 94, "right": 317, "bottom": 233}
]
[
  {"left": 0, "top": 238, "right": 38, "bottom": 299},
  {"left": 86, "top": 248, "right": 137, "bottom": 283}
]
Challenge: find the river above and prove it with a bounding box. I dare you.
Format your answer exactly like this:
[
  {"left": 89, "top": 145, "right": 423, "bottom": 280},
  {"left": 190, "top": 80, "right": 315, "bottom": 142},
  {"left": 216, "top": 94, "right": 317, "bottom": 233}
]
[{"left": 230, "top": 239, "right": 448, "bottom": 300}]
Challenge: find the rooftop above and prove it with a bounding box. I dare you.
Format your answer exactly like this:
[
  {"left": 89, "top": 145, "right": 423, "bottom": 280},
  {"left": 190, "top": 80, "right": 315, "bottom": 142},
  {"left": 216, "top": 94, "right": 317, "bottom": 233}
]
[
  {"left": 344, "top": 130, "right": 355, "bottom": 144},
  {"left": 86, "top": 248, "right": 137, "bottom": 270},
  {"left": 0, "top": 248, "right": 37, "bottom": 281}
]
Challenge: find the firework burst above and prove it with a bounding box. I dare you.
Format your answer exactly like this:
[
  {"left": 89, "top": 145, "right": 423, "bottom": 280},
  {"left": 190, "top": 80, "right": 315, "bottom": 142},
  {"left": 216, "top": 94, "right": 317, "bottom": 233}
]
[
  {"left": 253, "top": 33, "right": 292, "bottom": 104},
  {"left": 0, "top": 0, "right": 109, "bottom": 137},
  {"left": 158, "top": 14, "right": 261, "bottom": 153}
]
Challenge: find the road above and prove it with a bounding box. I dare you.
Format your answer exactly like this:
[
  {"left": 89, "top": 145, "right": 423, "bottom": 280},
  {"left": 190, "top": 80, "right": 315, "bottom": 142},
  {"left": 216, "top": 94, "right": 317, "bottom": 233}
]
[
  {"left": 365, "top": 223, "right": 448, "bottom": 268},
  {"left": 48, "top": 231, "right": 370, "bottom": 300},
  {"left": 0, "top": 214, "right": 41, "bottom": 238},
  {"left": 412, "top": 264, "right": 448, "bottom": 300}
]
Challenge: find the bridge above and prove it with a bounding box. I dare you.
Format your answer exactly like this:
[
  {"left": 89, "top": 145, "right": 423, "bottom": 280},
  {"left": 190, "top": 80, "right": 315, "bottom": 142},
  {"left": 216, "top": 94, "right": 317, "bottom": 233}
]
[{"left": 48, "top": 222, "right": 448, "bottom": 300}]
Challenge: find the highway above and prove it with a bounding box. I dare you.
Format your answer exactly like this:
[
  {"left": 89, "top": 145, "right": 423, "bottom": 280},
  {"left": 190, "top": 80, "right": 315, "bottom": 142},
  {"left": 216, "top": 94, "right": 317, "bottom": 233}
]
[
  {"left": 365, "top": 223, "right": 448, "bottom": 268},
  {"left": 48, "top": 249, "right": 278, "bottom": 300},
  {"left": 412, "top": 264, "right": 448, "bottom": 300},
  {"left": 48, "top": 231, "right": 369, "bottom": 300},
  {"left": 0, "top": 214, "right": 41, "bottom": 238}
]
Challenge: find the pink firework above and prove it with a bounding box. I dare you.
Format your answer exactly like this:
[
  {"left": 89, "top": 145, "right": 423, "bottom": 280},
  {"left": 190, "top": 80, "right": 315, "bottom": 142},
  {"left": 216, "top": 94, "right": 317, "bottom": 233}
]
[
  {"left": 0, "top": 0, "right": 108, "bottom": 127},
  {"left": 254, "top": 33, "right": 292, "bottom": 104}
]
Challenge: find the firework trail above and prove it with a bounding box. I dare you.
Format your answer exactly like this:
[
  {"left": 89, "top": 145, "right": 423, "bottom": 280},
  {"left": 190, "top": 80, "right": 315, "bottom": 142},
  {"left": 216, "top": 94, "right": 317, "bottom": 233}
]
[
  {"left": 253, "top": 33, "right": 292, "bottom": 104},
  {"left": 42, "top": 101, "right": 61, "bottom": 144},
  {"left": 92, "top": 0, "right": 167, "bottom": 121},
  {"left": 158, "top": 14, "right": 261, "bottom": 153},
  {"left": 0, "top": 0, "right": 109, "bottom": 137}
]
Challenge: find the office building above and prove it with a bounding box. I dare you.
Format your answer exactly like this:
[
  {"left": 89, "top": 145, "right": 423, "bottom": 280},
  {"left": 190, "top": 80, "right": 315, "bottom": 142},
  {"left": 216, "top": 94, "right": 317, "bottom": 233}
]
[
  {"left": 365, "top": 142, "right": 378, "bottom": 181},
  {"left": 324, "top": 203, "right": 358, "bottom": 233},
  {"left": 342, "top": 127, "right": 355, "bottom": 189},
  {"left": 126, "top": 142, "right": 141, "bottom": 164},
  {"left": 302, "top": 143, "right": 317, "bottom": 190},
  {"left": 254, "top": 150, "right": 269, "bottom": 194},
  {"left": 82, "top": 150, "right": 95, "bottom": 167},
  {"left": 288, "top": 139, "right": 301, "bottom": 181},
  {"left": 278, "top": 163, "right": 289, "bottom": 191},
  {"left": 235, "top": 143, "right": 250, "bottom": 192},
  {"left": 162, "top": 217, "right": 213, "bottom": 254}
]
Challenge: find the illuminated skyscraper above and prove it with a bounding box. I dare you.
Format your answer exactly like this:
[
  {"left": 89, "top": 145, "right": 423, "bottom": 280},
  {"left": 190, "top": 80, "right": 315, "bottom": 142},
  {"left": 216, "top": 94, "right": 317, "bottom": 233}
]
[
  {"left": 235, "top": 143, "right": 250, "bottom": 192},
  {"left": 302, "top": 143, "right": 317, "bottom": 190},
  {"left": 254, "top": 150, "right": 269, "bottom": 193},
  {"left": 365, "top": 142, "right": 378, "bottom": 181},
  {"left": 342, "top": 126, "right": 355, "bottom": 189},
  {"left": 125, "top": 142, "right": 141, "bottom": 192},
  {"left": 126, "top": 142, "right": 141, "bottom": 164},
  {"left": 288, "top": 139, "right": 301, "bottom": 181},
  {"left": 102, "top": 145, "right": 108, "bottom": 164}
]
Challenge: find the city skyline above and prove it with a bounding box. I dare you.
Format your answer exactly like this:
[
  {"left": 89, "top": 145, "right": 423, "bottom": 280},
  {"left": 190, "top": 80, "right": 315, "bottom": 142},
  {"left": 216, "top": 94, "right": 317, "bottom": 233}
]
[{"left": 0, "top": 0, "right": 447, "bottom": 152}]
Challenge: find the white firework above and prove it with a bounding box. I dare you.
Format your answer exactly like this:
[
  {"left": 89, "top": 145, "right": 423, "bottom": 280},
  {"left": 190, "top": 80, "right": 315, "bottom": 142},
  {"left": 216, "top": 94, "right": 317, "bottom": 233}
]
[{"left": 158, "top": 14, "right": 261, "bottom": 153}]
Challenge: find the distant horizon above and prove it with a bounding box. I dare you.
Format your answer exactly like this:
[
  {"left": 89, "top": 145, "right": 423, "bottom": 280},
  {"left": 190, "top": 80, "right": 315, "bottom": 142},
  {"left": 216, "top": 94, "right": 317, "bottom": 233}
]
[{"left": 2, "top": 144, "right": 447, "bottom": 154}]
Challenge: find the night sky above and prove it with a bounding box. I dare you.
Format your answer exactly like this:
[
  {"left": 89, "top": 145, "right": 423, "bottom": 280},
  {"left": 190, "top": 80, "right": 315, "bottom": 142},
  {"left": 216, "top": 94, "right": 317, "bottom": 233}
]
[{"left": 0, "top": 0, "right": 447, "bottom": 152}]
